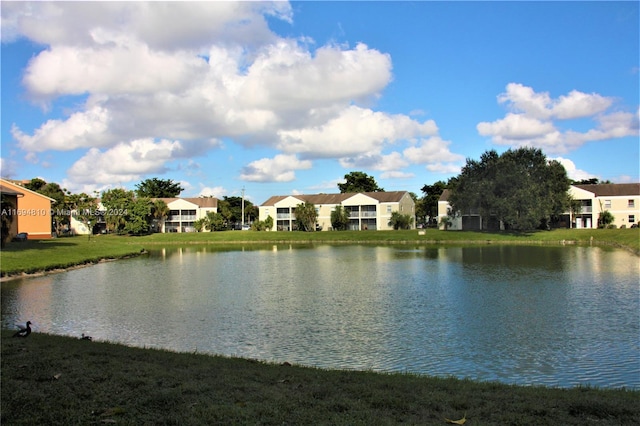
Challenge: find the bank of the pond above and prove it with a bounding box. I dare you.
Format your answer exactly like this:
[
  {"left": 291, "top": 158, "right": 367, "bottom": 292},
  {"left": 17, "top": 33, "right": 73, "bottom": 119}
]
[
  {"left": 1, "top": 228, "right": 638, "bottom": 279},
  {"left": 2, "top": 331, "right": 638, "bottom": 425}
]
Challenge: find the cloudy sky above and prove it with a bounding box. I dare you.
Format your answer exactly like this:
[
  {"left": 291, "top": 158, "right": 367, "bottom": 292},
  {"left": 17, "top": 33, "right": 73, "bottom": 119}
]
[{"left": 1, "top": 1, "right": 638, "bottom": 204}]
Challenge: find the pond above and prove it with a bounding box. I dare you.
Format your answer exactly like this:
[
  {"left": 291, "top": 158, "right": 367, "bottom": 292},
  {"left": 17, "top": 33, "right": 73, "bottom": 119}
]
[{"left": 2, "top": 244, "right": 638, "bottom": 389}]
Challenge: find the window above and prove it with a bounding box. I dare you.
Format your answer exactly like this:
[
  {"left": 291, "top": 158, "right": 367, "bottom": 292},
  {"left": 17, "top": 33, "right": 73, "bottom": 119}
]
[
  {"left": 629, "top": 215, "right": 636, "bottom": 224},
  {"left": 629, "top": 199, "right": 635, "bottom": 208},
  {"left": 604, "top": 200, "right": 611, "bottom": 209},
  {"left": 386, "top": 205, "right": 392, "bottom": 214}
]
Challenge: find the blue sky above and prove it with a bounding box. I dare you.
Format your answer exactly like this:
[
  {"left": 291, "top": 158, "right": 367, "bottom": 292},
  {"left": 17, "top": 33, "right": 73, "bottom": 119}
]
[{"left": 1, "top": 1, "right": 638, "bottom": 204}]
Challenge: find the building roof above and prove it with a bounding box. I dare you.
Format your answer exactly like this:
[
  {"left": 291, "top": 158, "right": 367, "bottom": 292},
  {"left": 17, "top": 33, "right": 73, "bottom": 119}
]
[
  {"left": 438, "top": 189, "right": 451, "bottom": 202},
  {"left": 260, "top": 191, "right": 410, "bottom": 207},
  {"left": 155, "top": 197, "right": 218, "bottom": 208},
  {"left": 0, "top": 178, "right": 57, "bottom": 202},
  {"left": 438, "top": 184, "right": 639, "bottom": 202},
  {"left": 573, "top": 183, "right": 640, "bottom": 197},
  {"left": 0, "top": 184, "right": 24, "bottom": 197}
]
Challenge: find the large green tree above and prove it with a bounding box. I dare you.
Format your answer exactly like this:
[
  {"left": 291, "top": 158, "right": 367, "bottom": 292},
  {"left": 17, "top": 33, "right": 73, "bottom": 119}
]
[
  {"left": 338, "top": 171, "right": 384, "bottom": 193},
  {"left": 448, "top": 148, "right": 570, "bottom": 231},
  {"left": 101, "top": 188, "right": 151, "bottom": 235},
  {"left": 420, "top": 181, "right": 447, "bottom": 226},
  {"left": 295, "top": 202, "right": 318, "bottom": 232},
  {"left": 135, "top": 178, "right": 184, "bottom": 198},
  {"left": 218, "top": 196, "right": 258, "bottom": 227}
]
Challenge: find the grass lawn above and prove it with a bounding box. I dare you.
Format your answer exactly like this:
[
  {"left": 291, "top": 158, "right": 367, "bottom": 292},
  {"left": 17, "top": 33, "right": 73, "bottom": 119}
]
[
  {"left": 2, "top": 228, "right": 638, "bottom": 277},
  {"left": 2, "top": 331, "right": 638, "bottom": 425},
  {"left": 0, "top": 235, "right": 145, "bottom": 277}
]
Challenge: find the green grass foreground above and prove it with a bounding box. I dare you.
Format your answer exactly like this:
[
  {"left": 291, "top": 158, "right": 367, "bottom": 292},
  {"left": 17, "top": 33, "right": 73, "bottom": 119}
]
[
  {"left": 1, "top": 228, "right": 638, "bottom": 277},
  {"left": 2, "top": 331, "right": 638, "bottom": 425}
]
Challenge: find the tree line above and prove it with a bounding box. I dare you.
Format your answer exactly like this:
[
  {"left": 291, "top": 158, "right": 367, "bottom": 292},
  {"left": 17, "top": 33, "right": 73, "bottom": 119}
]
[
  {"left": 4, "top": 147, "right": 611, "bottom": 237},
  {"left": 2, "top": 177, "right": 261, "bottom": 237}
]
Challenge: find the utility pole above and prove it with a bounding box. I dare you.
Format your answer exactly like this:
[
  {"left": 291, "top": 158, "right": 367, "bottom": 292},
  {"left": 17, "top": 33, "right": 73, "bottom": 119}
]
[{"left": 241, "top": 186, "right": 245, "bottom": 227}]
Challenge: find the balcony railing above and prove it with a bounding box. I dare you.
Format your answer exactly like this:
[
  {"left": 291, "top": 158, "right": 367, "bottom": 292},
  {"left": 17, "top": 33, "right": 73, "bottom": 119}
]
[
  {"left": 277, "top": 213, "right": 295, "bottom": 219},
  {"left": 167, "top": 215, "right": 196, "bottom": 221}
]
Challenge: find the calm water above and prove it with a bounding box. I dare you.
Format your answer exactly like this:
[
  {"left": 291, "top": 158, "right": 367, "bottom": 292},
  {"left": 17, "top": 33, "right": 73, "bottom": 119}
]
[{"left": 2, "top": 244, "right": 639, "bottom": 389}]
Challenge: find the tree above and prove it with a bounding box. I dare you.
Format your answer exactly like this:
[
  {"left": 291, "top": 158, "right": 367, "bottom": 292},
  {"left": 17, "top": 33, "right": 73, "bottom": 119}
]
[
  {"left": 193, "top": 218, "right": 207, "bottom": 232},
  {"left": 100, "top": 189, "right": 131, "bottom": 234},
  {"left": 123, "top": 197, "right": 153, "bottom": 235},
  {"left": 40, "top": 182, "right": 68, "bottom": 235},
  {"left": 295, "top": 202, "right": 318, "bottom": 232},
  {"left": 448, "top": 148, "right": 570, "bottom": 231},
  {"left": 420, "top": 181, "right": 447, "bottom": 226},
  {"left": 598, "top": 210, "right": 615, "bottom": 228},
  {"left": 135, "top": 178, "right": 184, "bottom": 198},
  {"left": 264, "top": 215, "right": 273, "bottom": 231},
  {"left": 251, "top": 215, "right": 273, "bottom": 231},
  {"left": 338, "top": 171, "right": 384, "bottom": 193},
  {"left": 572, "top": 178, "right": 612, "bottom": 185},
  {"left": 101, "top": 188, "right": 152, "bottom": 235},
  {"left": 218, "top": 196, "right": 258, "bottom": 228},
  {"left": 389, "top": 211, "right": 414, "bottom": 230},
  {"left": 1, "top": 194, "right": 16, "bottom": 247},
  {"left": 24, "top": 178, "right": 47, "bottom": 192},
  {"left": 206, "top": 211, "right": 226, "bottom": 231},
  {"left": 149, "top": 199, "right": 169, "bottom": 233},
  {"left": 330, "top": 205, "right": 349, "bottom": 230}
]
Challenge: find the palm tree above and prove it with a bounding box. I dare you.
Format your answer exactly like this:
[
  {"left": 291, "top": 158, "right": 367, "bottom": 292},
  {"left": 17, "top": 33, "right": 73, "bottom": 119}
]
[{"left": 150, "top": 199, "right": 169, "bottom": 233}]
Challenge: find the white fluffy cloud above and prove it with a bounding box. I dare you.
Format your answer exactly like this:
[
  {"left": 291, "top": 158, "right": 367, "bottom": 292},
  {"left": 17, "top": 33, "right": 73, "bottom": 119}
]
[
  {"left": 497, "top": 83, "right": 612, "bottom": 120},
  {"left": 240, "top": 154, "right": 312, "bottom": 182},
  {"left": 1, "top": 1, "right": 291, "bottom": 48},
  {"left": 553, "top": 157, "right": 598, "bottom": 182},
  {"left": 5, "top": 2, "right": 467, "bottom": 188},
  {"left": 478, "top": 83, "right": 637, "bottom": 154},
  {"left": 477, "top": 113, "right": 556, "bottom": 140},
  {"left": 12, "top": 106, "right": 112, "bottom": 152},
  {"left": 278, "top": 105, "right": 438, "bottom": 158},
  {"left": 23, "top": 42, "right": 205, "bottom": 99},
  {"left": 403, "top": 136, "right": 465, "bottom": 164},
  {"left": 67, "top": 138, "right": 214, "bottom": 185},
  {"left": 198, "top": 185, "right": 227, "bottom": 198}
]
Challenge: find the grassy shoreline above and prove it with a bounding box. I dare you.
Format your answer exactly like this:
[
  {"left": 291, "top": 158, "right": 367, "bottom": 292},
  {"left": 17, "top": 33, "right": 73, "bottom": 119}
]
[
  {"left": 2, "top": 331, "right": 639, "bottom": 425},
  {"left": 2, "top": 228, "right": 638, "bottom": 278}
]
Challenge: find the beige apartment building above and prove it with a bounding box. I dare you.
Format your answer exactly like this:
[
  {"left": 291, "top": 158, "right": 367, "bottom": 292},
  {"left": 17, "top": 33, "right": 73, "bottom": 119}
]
[
  {"left": 570, "top": 184, "right": 640, "bottom": 229},
  {"left": 259, "top": 191, "right": 415, "bottom": 231}
]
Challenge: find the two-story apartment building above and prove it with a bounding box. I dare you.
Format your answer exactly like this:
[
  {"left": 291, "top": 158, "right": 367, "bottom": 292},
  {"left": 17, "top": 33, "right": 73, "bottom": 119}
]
[
  {"left": 69, "top": 197, "right": 219, "bottom": 234},
  {"left": 156, "top": 197, "right": 218, "bottom": 232},
  {"left": 570, "top": 183, "right": 640, "bottom": 229},
  {"left": 259, "top": 191, "right": 415, "bottom": 231},
  {"left": 438, "top": 183, "right": 640, "bottom": 230}
]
